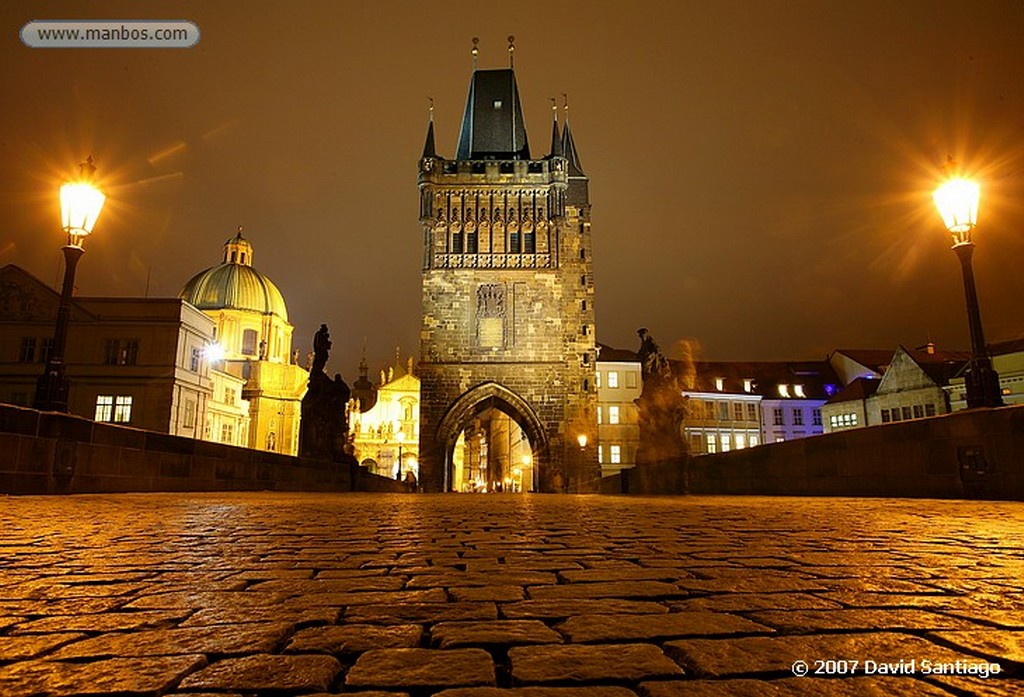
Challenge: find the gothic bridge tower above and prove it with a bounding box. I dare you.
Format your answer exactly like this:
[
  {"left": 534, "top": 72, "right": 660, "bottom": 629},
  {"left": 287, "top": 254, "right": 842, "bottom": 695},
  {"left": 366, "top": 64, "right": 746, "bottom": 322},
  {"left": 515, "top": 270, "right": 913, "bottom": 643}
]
[{"left": 417, "top": 44, "right": 598, "bottom": 493}]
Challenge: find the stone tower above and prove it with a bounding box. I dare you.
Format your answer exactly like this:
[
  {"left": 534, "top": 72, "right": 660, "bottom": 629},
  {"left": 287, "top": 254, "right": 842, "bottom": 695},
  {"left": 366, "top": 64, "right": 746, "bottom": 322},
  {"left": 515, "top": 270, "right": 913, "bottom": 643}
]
[{"left": 417, "top": 51, "right": 598, "bottom": 493}]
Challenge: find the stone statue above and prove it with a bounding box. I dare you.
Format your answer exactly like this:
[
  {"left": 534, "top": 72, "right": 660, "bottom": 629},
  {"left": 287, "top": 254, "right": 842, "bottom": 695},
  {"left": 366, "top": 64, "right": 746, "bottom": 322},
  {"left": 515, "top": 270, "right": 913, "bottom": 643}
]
[
  {"left": 299, "top": 324, "right": 356, "bottom": 465},
  {"left": 634, "top": 328, "right": 687, "bottom": 467}
]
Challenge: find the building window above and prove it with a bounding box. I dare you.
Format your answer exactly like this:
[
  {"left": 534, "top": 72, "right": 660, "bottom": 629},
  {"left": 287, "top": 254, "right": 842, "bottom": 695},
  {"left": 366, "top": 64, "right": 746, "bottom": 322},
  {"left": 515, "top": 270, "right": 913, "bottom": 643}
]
[
  {"left": 38, "top": 338, "right": 54, "bottom": 363},
  {"left": 95, "top": 395, "right": 114, "bottom": 422},
  {"left": 829, "top": 413, "right": 859, "bottom": 429},
  {"left": 466, "top": 231, "right": 478, "bottom": 254},
  {"left": 580, "top": 275, "right": 586, "bottom": 286},
  {"left": 242, "top": 329, "right": 258, "bottom": 356},
  {"left": 704, "top": 401, "right": 715, "bottom": 420},
  {"left": 224, "top": 388, "right": 236, "bottom": 406},
  {"left": 596, "top": 406, "right": 602, "bottom": 424},
  {"left": 715, "top": 377, "right": 725, "bottom": 391},
  {"left": 773, "top": 408, "right": 784, "bottom": 426},
  {"left": 812, "top": 409, "right": 822, "bottom": 426},
  {"left": 597, "top": 445, "right": 603, "bottom": 464},
  {"left": 103, "top": 339, "right": 120, "bottom": 365},
  {"left": 607, "top": 371, "right": 619, "bottom": 388},
  {"left": 794, "top": 384, "right": 806, "bottom": 398},
  {"left": 746, "top": 403, "right": 757, "bottom": 420},
  {"left": 721, "top": 434, "right": 731, "bottom": 452},
  {"left": 581, "top": 299, "right": 587, "bottom": 311},
  {"left": 190, "top": 347, "right": 201, "bottom": 372},
  {"left": 113, "top": 396, "right": 133, "bottom": 423},
  {"left": 610, "top": 445, "right": 621, "bottom": 464},
  {"left": 901, "top": 406, "right": 912, "bottom": 421},
  {"left": 925, "top": 403, "right": 936, "bottom": 417},
  {"left": 735, "top": 434, "right": 746, "bottom": 449},
  {"left": 582, "top": 353, "right": 590, "bottom": 365},
  {"left": 451, "top": 232, "right": 463, "bottom": 253},
  {"left": 890, "top": 408, "right": 902, "bottom": 423},
  {"left": 18, "top": 337, "right": 36, "bottom": 363},
  {"left": 774, "top": 432, "right": 786, "bottom": 442},
  {"left": 706, "top": 433, "right": 717, "bottom": 453},
  {"left": 732, "top": 403, "right": 744, "bottom": 421},
  {"left": 913, "top": 405, "right": 924, "bottom": 419},
  {"left": 221, "top": 423, "right": 234, "bottom": 443},
  {"left": 183, "top": 399, "right": 196, "bottom": 429},
  {"left": 267, "top": 432, "right": 277, "bottom": 451},
  {"left": 509, "top": 230, "right": 520, "bottom": 253},
  {"left": 595, "top": 371, "right": 601, "bottom": 388},
  {"left": 881, "top": 409, "right": 891, "bottom": 423},
  {"left": 121, "top": 340, "right": 139, "bottom": 365},
  {"left": 581, "top": 324, "right": 589, "bottom": 336},
  {"left": 743, "top": 379, "right": 753, "bottom": 393},
  {"left": 524, "top": 231, "right": 535, "bottom": 254},
  {"left": 778, "top": 384, "right": 790, "bottom": 398},
  {"left": 626, "top": 371, "right": 637, "bottom": 389},
  {"left": 749, "top": 434, "right": 759, "bottom": 447},
  {"left": 793, "top": 409, "right": 804, "bottom": 426},
  {"left": 689, "top": 434, "right": 702, "bottom": 453},
  {"left": 609, "top": 406, "right": 620, "bottom": 424},
  {"left": 718, "top": 402, "right": 730, "bottom": 421}
]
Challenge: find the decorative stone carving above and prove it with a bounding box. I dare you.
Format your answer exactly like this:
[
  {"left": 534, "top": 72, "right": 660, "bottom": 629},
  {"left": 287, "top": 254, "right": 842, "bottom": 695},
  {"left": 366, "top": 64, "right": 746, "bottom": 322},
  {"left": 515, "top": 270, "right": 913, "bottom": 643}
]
[{"left": 477, "top": 284, "right": 506, "bottom": 318}]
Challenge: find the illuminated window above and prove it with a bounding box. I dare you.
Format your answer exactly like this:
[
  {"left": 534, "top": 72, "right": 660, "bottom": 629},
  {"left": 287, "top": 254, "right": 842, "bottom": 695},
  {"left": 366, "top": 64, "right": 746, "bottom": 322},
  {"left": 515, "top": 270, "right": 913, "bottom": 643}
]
[
  {"left": 18, "top": 337, "right": 36, "bottom": 363},
  {"left": 706, "top": 433, "right": 717, "bottom": 453},
  {"left": 721, "top": 433, "right": 731, "bottom": 452},
  {"left": 597, "top": 406, "right": 602, "bottom": 425},
  {"left": 778, "top": 384, "right": 791, "bottom": 398},
  {"left": 794, "top": 384, "right": 806, "bottom": 398},
  {"left": 224, "top": 388, "right": 236, "bottom": 406},
  {"left": 774, "top": 432, "right": 785, "bottom": 442},
  {"left": 735, "top": 434, "right": 746, "bottom": 449},
  {"left": 715, "top": 377, "right": 725, "bottom": 391},
  {"left": 607, "top": 371, "right": 619, "bottom": 388},
  {"left": 113, "top": 396, "right": 132, "bottom": 423},
  {"left": 595, "top": 371, "right": 601, "bottom": 388},
  {"left": 609, "top": 406, "right": 620, "bottom": 424},
  {"left": 493, "top": 100, "right": 502, "bottom": 109},
  {"left": 598, "top": 445, "right": 603, "bottom": 463},
  {"left": 743, "top": 379, "right": 753, "bottom": 393},
  {"left": 221, "top": 423, "right": 234, "bottom": 443},
  {"left": 610, "top": 445, "right": 621, "bottom": 464},
  {"left": 95, "top": 395, "right": 114, "bottom": 422},
  {"left": 749, "top": 434, "right": 759, "bottom": 447}
]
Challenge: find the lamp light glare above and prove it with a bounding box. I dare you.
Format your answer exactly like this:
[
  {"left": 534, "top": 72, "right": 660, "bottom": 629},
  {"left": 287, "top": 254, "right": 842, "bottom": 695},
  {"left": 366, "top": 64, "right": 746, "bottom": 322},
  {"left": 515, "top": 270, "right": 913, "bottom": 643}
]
[
  {"left": 933, "top": 178, "right": 979, "bottom": 234},
  {"left": 60, "top": 181, "right": 106, "bottom": 238}
]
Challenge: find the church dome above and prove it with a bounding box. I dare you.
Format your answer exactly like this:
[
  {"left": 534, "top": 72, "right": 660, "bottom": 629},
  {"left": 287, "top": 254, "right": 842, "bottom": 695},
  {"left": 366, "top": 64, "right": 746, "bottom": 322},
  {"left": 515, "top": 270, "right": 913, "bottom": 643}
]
[{"left": 179, "top": 230, "right": 288, "bottom": 320}]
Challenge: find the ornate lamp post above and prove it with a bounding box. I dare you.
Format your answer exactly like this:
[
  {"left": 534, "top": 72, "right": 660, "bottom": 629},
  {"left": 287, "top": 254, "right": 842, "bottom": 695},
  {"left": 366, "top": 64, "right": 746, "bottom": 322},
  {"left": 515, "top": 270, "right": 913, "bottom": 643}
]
[
  {"left": 395, "top": 430, "right": 405, "bottom": 480},
  {"left": 933, "top": 173, "right": 1003, "bottom": 408},
  {"left": 34, "top": 157, "right": 106, "bottom": 412}
]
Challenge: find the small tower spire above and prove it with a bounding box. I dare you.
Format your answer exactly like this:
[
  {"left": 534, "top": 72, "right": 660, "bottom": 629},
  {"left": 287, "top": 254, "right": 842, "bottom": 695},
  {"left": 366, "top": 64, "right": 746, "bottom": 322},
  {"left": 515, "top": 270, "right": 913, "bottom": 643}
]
[
  {"left": 422, "top": 98, "right": 437, "bottom": 159},
  {"left": 472, "top": 37, "right": 479, "bottom": 71},
  {"left": 508, "top": 35, "right": 515, "bottom": 68},
  {"left": 561, "top": 93, "right": 586, "bottom": 177},
  {"left": 549, "top": 97, "right": 563, "bottom": 158}
]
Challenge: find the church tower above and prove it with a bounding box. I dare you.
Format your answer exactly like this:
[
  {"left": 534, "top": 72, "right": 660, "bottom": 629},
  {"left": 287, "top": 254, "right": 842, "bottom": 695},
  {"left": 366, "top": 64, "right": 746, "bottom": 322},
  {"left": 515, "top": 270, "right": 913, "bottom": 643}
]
[{"left": 417, "top": 42, "right": 598, "bottom": 492}]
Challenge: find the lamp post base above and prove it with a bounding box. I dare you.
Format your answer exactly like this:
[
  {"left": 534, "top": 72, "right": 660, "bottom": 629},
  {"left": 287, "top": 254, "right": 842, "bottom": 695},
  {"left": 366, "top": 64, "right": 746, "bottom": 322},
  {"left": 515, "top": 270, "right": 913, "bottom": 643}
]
[
  {"left": 33, "top": 363, "right": 70, "bottom": 412},
  {"left": 964, "top": 359, "right": 1003, "bottom": 409}
]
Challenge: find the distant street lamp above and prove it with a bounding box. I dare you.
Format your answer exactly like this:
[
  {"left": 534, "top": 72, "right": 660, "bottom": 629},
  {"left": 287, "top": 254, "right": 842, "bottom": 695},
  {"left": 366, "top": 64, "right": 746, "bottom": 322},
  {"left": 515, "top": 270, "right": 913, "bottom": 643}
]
[
  {"left": 933, "top": 172, "right": 1003, "bottom": 408},
  {"left": 395, "top": 430, "right": 405, "bottom": 480},
  {"left": 34, "top": 157, "right": 106, "bottom": 412}
]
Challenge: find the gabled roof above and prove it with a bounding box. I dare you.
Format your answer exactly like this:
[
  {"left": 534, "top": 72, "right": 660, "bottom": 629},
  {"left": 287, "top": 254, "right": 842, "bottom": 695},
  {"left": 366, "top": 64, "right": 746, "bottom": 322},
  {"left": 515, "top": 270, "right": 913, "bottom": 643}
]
[
  {"left": 596, "top": 343, "right": 637, "bottom": 362},
  {"left": 669, "top": 359, "right": 839, "bottom": 400},
  {"left": 989, "top": 336, "right": 1024, "bottom": 356},
  {"left": 561, "top": 119, "right": 585, "bottom": 177}
]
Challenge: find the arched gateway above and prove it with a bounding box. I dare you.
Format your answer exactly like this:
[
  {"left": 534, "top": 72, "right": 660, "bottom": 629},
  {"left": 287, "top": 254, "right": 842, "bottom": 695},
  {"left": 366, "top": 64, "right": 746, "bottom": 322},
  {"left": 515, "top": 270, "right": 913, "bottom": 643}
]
[{"left": 416, "top": 47, "right": 600, "bottom": 493}]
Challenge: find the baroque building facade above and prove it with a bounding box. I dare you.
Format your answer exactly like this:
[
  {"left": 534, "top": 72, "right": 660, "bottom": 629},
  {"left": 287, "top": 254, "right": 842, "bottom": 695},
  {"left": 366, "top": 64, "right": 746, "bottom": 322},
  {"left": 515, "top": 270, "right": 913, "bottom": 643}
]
[
  {"left": 180, "top": 231, "right": 307, "bottom": 455},
  {"left": 417, "top": 56, "right": 598, "bottom": 492}
]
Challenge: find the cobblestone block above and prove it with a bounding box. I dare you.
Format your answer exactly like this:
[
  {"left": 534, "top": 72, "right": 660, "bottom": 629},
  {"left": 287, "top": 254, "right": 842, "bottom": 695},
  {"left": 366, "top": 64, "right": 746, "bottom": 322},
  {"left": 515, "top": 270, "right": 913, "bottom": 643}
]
[
  {"left": 0, "top": 655, "right": 206, "bottom": 697},
  {"left": 747, "top": 609, "right": 982, "bottom": 633},
  {"left": 670, "top": 593, "right": 843, "bottom": 613},
  {"left": 408, "top": 572, "right": 558, "bottom": 588},
  {"left": 510, "top": 644, "right": 683, "bottom": 683},
  {"left": 501, "top": 599, "right": 670, "bottom": 619},
  {"left": 451, "top": 585, "right": 526, "bottom": 602},
  {"left": 559, "top": 568, "right": 695, "bottom": 583},
  {"left": 927, "top": 629, "right": 1024, "bottom": 665},
  {"left": 178, "top": 653, "right": 341, "bottom": 692},
  {"left": 286, "top": 588, "right": 448, "bottom": 606},
  {"left": 124, "top": 590, "right": 290, "bottom": 610},
  {"left": 556, "top": 612, "right": 773, "bottom": 643},
  {"left": 346, "top": 648, "right": 496, "bottom": 688},
  {"left": 286, "top": 624, "right": 423, "bottom": 654},
  {"left": 249, "top": 576, "right": 407, "bottom": 594},
  {"left": 346, "top": 602, "right": 499, "bottom": 624},
  {"left": 9, "top": 610, "right": 190, "bottom": 634},
  {"left": 432, "top": 620, "right": 563, "bottom": 648},
  {"left": 0, "top": 633, "right": 86, "bottom": 661},
  {"left": 527, "top": 581, "right": 683, "bottom": 600},
  {"left": 49, "top": 622, "right": 293, "bottom": 659},
  {"left": 181, "top": 605, "right": 340, "bottom": 627}
]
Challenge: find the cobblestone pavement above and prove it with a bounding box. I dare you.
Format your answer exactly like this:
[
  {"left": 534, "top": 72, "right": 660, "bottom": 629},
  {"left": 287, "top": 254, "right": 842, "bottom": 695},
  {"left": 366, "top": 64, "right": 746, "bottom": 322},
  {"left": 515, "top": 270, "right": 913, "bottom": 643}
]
[{"left": 0, "top": 493, "right": 1022, "bottom": 696}]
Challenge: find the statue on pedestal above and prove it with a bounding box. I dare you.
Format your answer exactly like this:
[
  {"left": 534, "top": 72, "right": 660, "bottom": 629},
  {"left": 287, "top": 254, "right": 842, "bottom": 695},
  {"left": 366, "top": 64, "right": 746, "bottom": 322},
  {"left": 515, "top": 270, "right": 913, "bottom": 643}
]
[
  {"left": 299, "top": 324, "right": 356, "bottom": 464},
  {"left": 634, "top": 328, "right": 687, "bottom": 466}
]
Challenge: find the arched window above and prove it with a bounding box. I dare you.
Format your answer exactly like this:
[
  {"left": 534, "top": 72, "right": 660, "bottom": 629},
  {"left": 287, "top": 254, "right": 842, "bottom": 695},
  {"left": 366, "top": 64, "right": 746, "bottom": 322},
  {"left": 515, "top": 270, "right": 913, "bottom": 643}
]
[
  {"left": 451, "top": 232, "right": 463, "bottom": 254},
  {"left": 242, "top": 329, "right": 258, "bottom": 356},
  {"left": 524, "top": 230, "right": 535, "bottom": 254},
  {"left": 466, "top": 231, "right": 478, "bottom": 253},
  {"left": 509, "top": 230, "right": 520, "bottom": 253}
]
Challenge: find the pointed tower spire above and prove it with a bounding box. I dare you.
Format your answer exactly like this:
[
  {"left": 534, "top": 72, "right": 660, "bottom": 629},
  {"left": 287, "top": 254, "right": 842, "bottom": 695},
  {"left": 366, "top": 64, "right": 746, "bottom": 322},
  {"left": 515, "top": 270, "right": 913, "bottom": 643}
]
[
  {"left": 422, "top": 97, "right": 436, "bottom": 159},
  {"left": 472, "top": 37, "right": 479, "bottom": 71},
  {"left": 561, "top": 94, "right": 585, "bottom": 177},
  {"left": 549, "top": 97, "right": 563, "bottom": 158},
  {"left": 508, "top": 35, "right": 515, "bottom": 68}
]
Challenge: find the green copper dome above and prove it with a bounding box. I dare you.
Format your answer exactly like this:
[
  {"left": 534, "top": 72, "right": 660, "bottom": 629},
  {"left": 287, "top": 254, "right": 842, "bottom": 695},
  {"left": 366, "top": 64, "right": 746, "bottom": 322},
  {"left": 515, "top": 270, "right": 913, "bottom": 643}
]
[{"left": 179, "top": 230, "right": 288, "bottom": 320}]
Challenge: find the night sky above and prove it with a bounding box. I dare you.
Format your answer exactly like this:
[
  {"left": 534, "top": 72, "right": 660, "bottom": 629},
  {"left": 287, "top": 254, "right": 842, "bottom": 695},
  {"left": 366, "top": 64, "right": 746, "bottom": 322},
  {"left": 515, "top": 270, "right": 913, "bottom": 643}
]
[{"left": 3, "top": 1, "right": 1023, "bottom": 378}]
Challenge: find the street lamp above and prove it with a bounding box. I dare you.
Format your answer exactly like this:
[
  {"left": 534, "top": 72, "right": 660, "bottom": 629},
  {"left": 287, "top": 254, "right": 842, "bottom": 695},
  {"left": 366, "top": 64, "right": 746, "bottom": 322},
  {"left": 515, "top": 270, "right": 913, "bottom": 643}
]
[
  {"left": 34, "top": 157, "right": 106, "bottom": 412},
  {"left": 933, "top": 171, "right": 1003, "bottom": 408},
  {"left": 395, "top": 430, "right": 405, "bottom": 480}
]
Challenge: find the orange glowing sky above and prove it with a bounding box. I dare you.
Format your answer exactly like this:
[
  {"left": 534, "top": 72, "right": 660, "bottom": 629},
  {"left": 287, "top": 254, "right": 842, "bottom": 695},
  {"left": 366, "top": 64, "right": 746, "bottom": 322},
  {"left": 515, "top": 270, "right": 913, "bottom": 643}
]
[{"left": 2, "top": 0, "right": 1024, "bottom": 375}]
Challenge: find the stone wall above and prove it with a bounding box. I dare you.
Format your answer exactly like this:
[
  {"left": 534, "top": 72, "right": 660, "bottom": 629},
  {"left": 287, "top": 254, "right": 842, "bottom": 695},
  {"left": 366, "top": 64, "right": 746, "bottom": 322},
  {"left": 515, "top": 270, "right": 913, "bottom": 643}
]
[
  {"left": 611, "top": 405, "right": 1024, "bottom": 501},
  {"left": 0, "top": 403, "right": 405, "bottom": 495}
]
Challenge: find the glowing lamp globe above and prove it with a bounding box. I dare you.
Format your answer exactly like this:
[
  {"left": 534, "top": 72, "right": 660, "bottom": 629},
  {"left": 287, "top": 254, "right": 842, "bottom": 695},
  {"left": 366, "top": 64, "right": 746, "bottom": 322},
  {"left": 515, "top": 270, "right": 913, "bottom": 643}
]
[
  {"left": 60, "top": 180, "right": 106, "bottom": 239},
  {"left": 933, "top": 178, "right": 979, "bottom": 235},
  {"left": 577, "top": 434, "right": 588, "bottom": 448}
]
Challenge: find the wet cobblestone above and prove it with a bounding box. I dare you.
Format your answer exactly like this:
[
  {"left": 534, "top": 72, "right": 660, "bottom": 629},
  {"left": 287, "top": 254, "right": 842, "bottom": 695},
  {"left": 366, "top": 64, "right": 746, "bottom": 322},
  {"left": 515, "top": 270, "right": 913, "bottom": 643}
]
[{"left": 0, "top": 492, "right": 1022, "bottom": 695}]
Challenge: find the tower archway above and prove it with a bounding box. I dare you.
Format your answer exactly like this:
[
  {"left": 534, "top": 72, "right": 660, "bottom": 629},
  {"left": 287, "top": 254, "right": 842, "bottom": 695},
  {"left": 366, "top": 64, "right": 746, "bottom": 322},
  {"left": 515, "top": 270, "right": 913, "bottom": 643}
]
[{"left": 436, "top": 382, "right": 549, "bottom": 492}]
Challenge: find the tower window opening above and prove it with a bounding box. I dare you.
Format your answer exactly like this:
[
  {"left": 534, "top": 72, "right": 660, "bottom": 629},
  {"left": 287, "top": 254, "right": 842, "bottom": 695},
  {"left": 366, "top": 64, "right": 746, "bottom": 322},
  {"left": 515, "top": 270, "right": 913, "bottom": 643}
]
[
  {"left": 579, "top": 248, "right": 585, "bottom": 260},
  {"left": 509, "top": 231, "right": 521, "bottom": 253},
  {"left": 493, "top": 100, "right": 503, "bottom": 109},
  {"left": 466, "top": 231, "right": 478, "bottom": 254},
  {"left": 524, "top": 231, "right": 535, "bottom": 254},
  {"left": 451, "top": 232, "right": 463, "bottom": 254}
]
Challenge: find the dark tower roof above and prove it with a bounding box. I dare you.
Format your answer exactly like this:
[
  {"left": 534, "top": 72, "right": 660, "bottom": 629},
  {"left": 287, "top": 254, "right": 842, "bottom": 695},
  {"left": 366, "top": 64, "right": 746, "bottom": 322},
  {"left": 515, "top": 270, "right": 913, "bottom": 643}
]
[
  {"left": 421, "top": 119, "right": 436, "bottom": 159},
  {"left": 457, "top": 69, "right": 531, "bottom": 160},
  {"left": 562, "top": 120, "right": 585, "bottom": 177},
  {"left": 549, "top": 114, "right": 563, "bottom": 158}
]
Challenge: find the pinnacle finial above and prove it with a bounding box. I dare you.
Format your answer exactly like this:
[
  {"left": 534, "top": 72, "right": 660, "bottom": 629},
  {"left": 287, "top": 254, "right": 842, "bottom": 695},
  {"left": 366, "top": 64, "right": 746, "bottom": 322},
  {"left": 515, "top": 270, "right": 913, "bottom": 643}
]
[
  {"left": 550, "top": 97, "right": 557, "bottom": 122},
  {"left": 428, "top": 96, "right": 434, "bottom": 122},
  {"left": 562, "top": 93, "right": 570, "bottom": 122},
  {"left": 80, "top": 155, "right": 97, "bottom": 179},
  {"left": 472, "top": 37, "right": 479, "bottom": 70},
  {"left": 508, "top": 35, "right": 515, "bottom": 68}
]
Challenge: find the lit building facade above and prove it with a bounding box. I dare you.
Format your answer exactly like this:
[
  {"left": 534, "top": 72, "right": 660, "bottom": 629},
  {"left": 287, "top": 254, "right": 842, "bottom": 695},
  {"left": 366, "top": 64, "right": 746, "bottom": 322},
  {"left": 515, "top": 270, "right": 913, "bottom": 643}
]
[
  {"left": 595, "top": 345, "right": 641, "bottom": 476},
  {"left": 180, "top": 231, "right": 307, "bottom": 454},
  {"left": 350, "top": 356, "right": 420, "bottom": 480},
  {"left": 417, "top": 54, "right": 598, "bottom": 492}
]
